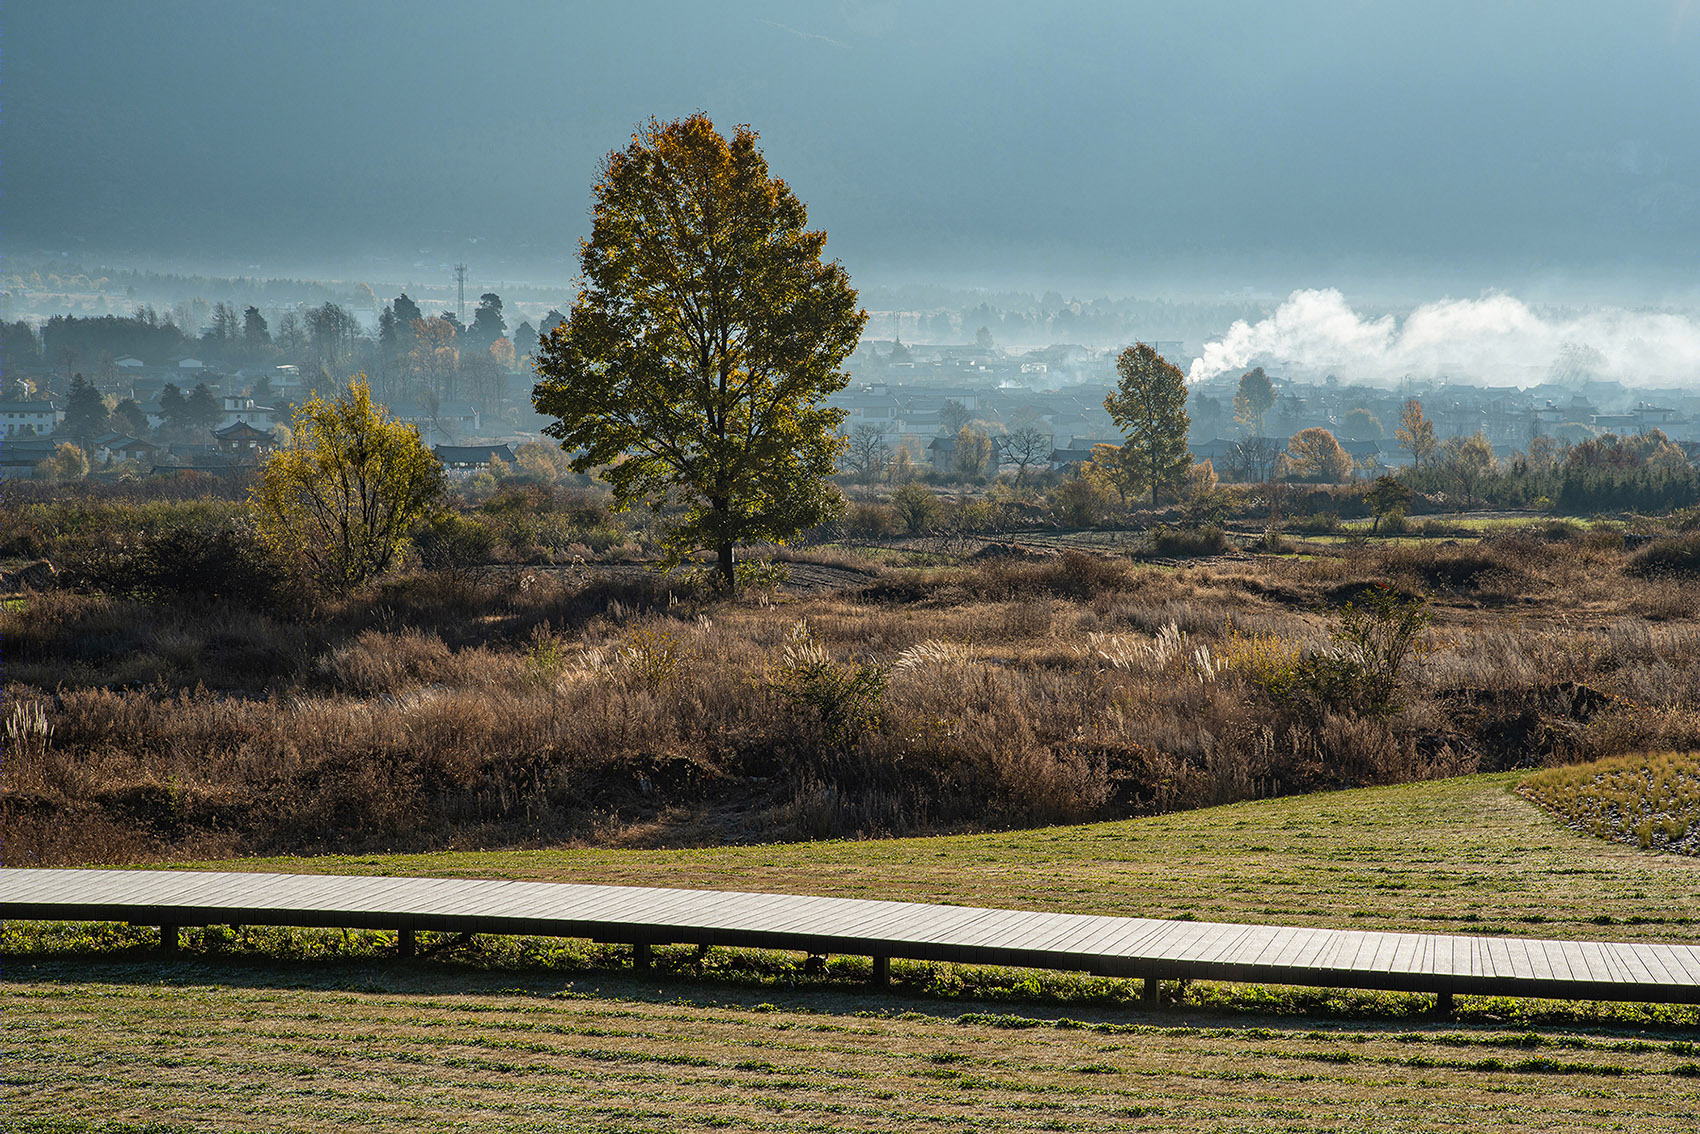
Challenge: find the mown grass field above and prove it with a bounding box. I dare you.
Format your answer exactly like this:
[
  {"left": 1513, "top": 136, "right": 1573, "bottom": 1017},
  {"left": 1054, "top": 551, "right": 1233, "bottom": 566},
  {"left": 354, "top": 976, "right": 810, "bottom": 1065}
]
[
  {"left": 7, "top": 773, "right": 1700, "bottom": 1132},
  {"left": 9, "top": 964, "right": 1700, "bottom": 1134}
]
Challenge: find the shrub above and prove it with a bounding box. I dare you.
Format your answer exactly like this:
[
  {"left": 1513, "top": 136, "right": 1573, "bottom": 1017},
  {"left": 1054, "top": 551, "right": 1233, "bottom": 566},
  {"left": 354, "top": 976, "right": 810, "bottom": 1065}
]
[
  {"left": 1150, "top": 524, "right": 1230, "bottom": 557},
  {"left": 1627, "top": 532, "right": 1700, "bottom": 577},
  {"left": 766, "top": 621, "right": 889, "bottom": 763},
  {"left": 1047, "top": 478, "right": 1111, "bottom": 528},
  {"left": 619, "top": 624, "right": 687, "bottom": 688},
  {"left": 970, "top": 550, "right": 1132, "bottom": 602},
  {"left": 1289, "top": 510, "right": 1341, "bottom": 534},
  {"left": 889, "top": 482, "right": 941, "bottom": 534},
  {"left": 1244, "top": 587, "right": 1429, "bottom": 721},
  {"left": 845, "top": 502, "right": 898, "bottom": 539},
  {"left": 35, "top": 443, "right": 90, "bottom": 483},
  {"left": 320, "top": 628, "right": 455, "bottom": 695},
  {"left": 67, "top": 521, "right": 289, "bottom": 604},
  {"left": 1330, "top": 585, "right": 1430, "bottom": 709},
  {"left": 251, "top": 379, "right": 445, "bottom": 592},
  {"left": 412, "top": 510, "right": 498, "bottom": 572}
]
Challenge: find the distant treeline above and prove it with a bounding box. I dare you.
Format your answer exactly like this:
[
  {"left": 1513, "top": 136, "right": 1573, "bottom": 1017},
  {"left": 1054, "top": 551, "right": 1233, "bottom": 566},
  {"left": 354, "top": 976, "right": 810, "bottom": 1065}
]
[
  {"left": 858, "top": 284, "right": 1269, "bottom": 346},
  {"left": 29, "top": 314, "right": 196, "bottom": 369},
  {"left": 8, "top": 260, "right": 573, "bottom": 321},
  {"left": 1403, "top": 435, "right": 1700, "bottom": 514}
]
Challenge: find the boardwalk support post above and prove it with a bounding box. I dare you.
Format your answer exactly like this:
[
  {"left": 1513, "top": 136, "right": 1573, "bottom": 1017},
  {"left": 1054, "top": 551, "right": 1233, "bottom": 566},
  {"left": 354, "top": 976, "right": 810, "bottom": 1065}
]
[
  {"left": 633, "top": 941, "right": 652, "bottom": 970},
  {"left": 1143, "top": 976, "right": 1161, "bottom": 1009},
  {"left": 160, "top": 924, "right": 179, "bottom": 953},
  {"left": 1434, "top": 991, "right": 1454, "bottom": 1017},
  {"left": 871, "top": 955, "right": 890, "bottom": 986},
  {"left": 398, "top": 927, "right": 416, "bottom": 957}
]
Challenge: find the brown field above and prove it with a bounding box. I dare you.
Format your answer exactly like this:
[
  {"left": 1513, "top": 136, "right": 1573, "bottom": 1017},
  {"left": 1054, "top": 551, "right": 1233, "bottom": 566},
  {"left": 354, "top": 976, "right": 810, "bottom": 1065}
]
[{"left": 6, "top": 513, "right": 1700, "bottom": 866}]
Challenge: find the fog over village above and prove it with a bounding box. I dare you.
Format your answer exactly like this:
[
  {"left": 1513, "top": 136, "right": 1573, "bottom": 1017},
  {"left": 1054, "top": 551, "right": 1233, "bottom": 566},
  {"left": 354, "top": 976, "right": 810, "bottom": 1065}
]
[
  {"left": 10, "top": 2, "right": 1700, "bottom": 479},
  {"left": 9, "top": 4, "right": 1700, "bottom": 1132}
]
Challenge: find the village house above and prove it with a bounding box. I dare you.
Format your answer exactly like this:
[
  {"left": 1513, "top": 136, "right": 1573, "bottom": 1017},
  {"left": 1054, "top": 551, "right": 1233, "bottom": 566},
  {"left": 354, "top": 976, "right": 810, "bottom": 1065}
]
[
  {"left": 433, "top": 443, "right": 517, "bottom": 475},
  {"left": 0, "top": 399, "right": 60, "bottom": 437},
  {"left": 212, "top": 420, "right": 276, "bottom": 462}
]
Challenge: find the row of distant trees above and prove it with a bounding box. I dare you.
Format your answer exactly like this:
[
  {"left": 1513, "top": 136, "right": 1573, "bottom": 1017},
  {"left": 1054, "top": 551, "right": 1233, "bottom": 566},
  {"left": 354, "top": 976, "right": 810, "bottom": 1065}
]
[
  {"left": 43, "top": 373, "right": 240, "bottom": 450},
  {"left": 9, "top": 288, "right": 551, "bottom": 418},
  {"left": 837, "top": 353, "right": 1697, "bottom": 521}
]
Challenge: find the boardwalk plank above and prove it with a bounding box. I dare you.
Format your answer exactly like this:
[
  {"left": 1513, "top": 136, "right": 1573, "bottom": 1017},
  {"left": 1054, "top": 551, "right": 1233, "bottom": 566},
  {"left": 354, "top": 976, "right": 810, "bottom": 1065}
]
[
  {"left": 1656, "top": 944, "right": 1700, "bottom": 984},
  {"left": 1658, "top": 944, "right": 1700, "bottom": 984},
  {"left": 5, "top": 868, "right": 1696, "bottom": 1007},
  {"left": 1082, "top": 917, "right": 1172, "bottom": 963}
]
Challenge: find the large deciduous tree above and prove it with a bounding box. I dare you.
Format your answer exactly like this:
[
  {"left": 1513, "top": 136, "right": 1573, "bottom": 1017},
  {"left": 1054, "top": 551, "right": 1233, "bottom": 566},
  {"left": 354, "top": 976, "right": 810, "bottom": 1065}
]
[
  {"left": 533, "top": 114, "right": 866, "bottom": 586},
  {"left": 1001, "top": 424, "right": 1050, "bottom": 486},
  {"left": 305, "top": 302, "right": 361, "bottom": 370},
  {"left": 845, "top": 423, "right": 892, "bottom": 483},
  {"left": 1441, "top": 431, "right": 1496, "bottom": 507},
  {"left": 1104, "top": 343, "right": 1191, "bottom": 506}
]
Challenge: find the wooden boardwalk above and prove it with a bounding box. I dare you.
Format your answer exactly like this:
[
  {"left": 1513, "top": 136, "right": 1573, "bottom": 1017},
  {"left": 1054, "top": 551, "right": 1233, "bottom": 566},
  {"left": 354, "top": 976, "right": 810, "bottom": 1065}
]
[{"left": 5, "top": 867, "right": 1699, "bottom": 1007}]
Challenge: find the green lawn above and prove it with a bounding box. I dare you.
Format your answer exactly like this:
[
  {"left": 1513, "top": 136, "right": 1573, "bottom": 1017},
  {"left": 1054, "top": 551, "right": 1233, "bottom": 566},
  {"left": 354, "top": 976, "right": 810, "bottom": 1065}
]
[{"left": 8, "top": 961, "right": 1700, "bottom": 1133}]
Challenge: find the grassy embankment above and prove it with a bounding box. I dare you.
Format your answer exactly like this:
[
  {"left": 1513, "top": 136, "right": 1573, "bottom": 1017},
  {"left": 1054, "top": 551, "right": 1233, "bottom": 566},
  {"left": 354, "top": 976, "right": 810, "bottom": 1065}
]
[
  {"left": 9, "top": 774, "right": 1700, "bottom": 1133},
  {"left": 172, "top": 771, "right": 1700, "bottom": 940}
]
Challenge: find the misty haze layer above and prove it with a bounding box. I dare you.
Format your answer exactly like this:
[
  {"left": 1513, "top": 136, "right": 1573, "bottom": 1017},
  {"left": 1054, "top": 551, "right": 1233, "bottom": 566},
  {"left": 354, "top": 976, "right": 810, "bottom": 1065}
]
[
  {"left": 7, "top": 0, "right": 1700, "bottom": 303},
  {"left": 1188, "top": 290, "right": 1700, "bottom": 388}
]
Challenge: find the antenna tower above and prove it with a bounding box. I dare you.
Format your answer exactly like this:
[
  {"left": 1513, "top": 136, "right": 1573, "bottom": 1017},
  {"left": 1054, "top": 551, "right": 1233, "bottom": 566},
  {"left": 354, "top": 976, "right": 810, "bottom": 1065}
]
[{"left": 453, "top": 264, "right": 468, "bottom": 322}]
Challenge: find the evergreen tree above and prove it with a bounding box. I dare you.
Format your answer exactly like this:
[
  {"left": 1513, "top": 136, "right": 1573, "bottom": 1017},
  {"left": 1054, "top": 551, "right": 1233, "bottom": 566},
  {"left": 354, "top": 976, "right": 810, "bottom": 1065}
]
[
  {"left": 185, "top": 382, "right": 222, "bottom": 434},
  {"left": 61, "top": 374, "right": 110, "bottom": 441},
  {"left": 110, "top": 397, "right": 150, "bottom": 437},
  {"left": 393, "top": 293, "right": 423, "bottom": 327},
  {"left": 243, "top": 306, "right": 271, "bottom": 350},
  {"left": 469, "top": 292, "right": 506, "bottom": 348},
  {"left": 3, "top": 321, "right": 43, "bottom": 367},
  {"left": 159, "top": 382, "right": 188, "bottom": 431}
]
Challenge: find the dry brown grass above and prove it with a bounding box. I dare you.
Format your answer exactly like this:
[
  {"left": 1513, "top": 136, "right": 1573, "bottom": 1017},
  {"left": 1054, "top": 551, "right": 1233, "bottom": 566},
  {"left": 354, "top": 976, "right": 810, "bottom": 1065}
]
[{"left": 7, "top": 531, "right": 1700, "bottom": 865}]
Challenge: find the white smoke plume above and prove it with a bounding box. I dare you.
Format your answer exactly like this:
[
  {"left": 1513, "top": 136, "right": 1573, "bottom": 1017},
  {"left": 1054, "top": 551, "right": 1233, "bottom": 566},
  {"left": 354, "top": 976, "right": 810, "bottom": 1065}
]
[{"left": 1188, "top": 289, "right": 1700, "bottom": 388}]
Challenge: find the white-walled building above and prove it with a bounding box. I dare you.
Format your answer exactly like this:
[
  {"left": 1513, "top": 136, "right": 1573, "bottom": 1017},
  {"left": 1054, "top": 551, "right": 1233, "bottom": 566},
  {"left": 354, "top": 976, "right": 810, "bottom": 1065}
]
[{"left": 0, "top": 400, "right": 59, "bottom": 437}]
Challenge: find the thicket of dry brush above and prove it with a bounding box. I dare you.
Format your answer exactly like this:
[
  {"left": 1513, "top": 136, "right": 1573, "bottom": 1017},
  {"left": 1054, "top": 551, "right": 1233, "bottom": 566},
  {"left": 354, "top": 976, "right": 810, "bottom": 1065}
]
[{"left": 6, "top": 512, "right": 1700, "bottom": 865}]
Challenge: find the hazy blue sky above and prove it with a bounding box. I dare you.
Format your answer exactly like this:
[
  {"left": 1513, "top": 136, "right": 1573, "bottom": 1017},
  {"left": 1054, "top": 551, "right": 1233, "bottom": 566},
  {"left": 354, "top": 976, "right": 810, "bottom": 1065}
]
[{"left": 9, "top": 0, "right": 1699, "bottom": 301}]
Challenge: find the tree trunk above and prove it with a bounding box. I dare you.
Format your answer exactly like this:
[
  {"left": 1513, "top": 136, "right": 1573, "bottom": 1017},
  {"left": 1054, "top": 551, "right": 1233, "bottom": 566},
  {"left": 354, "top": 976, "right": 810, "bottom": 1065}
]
[{"left": 717, "top": 541, "right": 736, "bottom": 590}]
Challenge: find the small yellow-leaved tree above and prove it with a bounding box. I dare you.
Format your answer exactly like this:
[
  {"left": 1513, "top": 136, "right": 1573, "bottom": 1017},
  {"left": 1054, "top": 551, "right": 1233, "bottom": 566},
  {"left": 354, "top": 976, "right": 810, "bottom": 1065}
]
[{"left": 252, "top": 377, "right": 444, "bottom": 591}]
